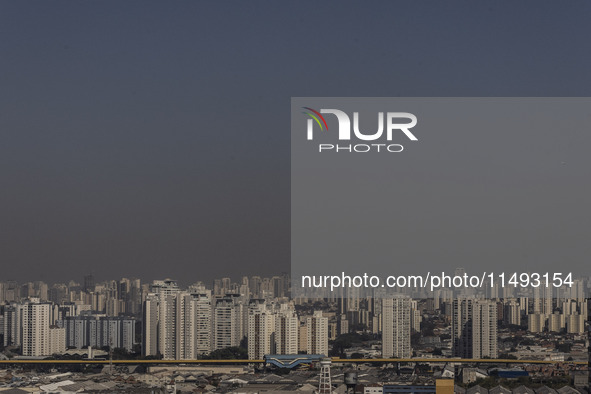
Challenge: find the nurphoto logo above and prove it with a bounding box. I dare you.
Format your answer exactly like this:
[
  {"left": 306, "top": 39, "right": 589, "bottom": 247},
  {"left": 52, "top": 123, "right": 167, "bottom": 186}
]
[{"left": 302, "top": 107, "right": 418, "bottom": 153}]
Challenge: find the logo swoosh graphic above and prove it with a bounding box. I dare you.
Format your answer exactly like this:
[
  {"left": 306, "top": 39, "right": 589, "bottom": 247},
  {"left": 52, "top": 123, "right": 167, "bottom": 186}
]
[{"left": 302, "top": 107, "right": 328, "bottom": 130}]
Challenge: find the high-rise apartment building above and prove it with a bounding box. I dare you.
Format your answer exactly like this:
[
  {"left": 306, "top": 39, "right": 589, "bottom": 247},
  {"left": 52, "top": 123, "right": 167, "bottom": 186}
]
[
  {"left": 503, "top": 299, "right": 521, "bottom": 326},
  {"left": 275, "top": 306, "right": 298, "bottom": 355},
  {"left": 528, "top": 313, "right": 547, "bottom": 333},
  {"left": 213, "top": 295, "right": 244, "bottom": 350},
  {"left": 247, "top": 301, "right": 275, "bottom": 359},
  {"left": 306, "top": 311, "right": 328, "bottom": 356},
  {"left": 382, "top": 296, "right": 412, "bottom": 358},
  {"left": 142, "top": 280, "right": 214, "bottom": 359},
  {"left": 48, "top": 326, "right": 67, "bottom": 355},
  {"left": 452, "top": 298, "right": 498, "bottom": 359},
  {"left": 566, "top": 314, "right": 584, "bottom": 334},
  {"left": 138, "top": 280, "right": 179, "bottom": 357},
  {"left": 22, "top": 298, "right": 52, "bottom": 356},
  {"left": 410, "top": 300, "right": 421, "bottom": 333},
  {"left": 2, "top": 303, "right": 24, "bottom": 347},
  {"left": 143, "top": 293, "right": 159, "bottom": 356},
  {"left": 548, "top": 313, "right": 565, "bottom": 332},
  {"left": 59, "top": 315, "right": 136, "bottom": 351},
  {"left": 177, "top": 292, "right": 212, "bottom": 358},
  {"left": 533, "top": 286, "right": 553, "bottom": 315}
]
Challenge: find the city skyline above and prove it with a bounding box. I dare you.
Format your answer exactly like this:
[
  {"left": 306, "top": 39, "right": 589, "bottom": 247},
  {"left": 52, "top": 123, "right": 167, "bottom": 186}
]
[{"left": 1, "top": 272, "right": 588, "bottom": 391}]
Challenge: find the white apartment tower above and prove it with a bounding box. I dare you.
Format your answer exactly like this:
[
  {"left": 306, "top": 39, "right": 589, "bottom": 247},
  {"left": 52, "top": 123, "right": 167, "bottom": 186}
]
[
  {"left": 452, "top": 298, "right": 498, "bottom": 359},
  {"left": 382, "top": 296, "right": 412, "bottom": 358},
  {"left": 504, "top": 299, "right": 521, "bottom": 326},
  {"left": 143, "top": 280, "right": 214, "bottom": 360},
  {"left": 247, "top": 301, "right": 275, "bottom": 359},
  {"left": 142, "top": 293, "right": 159, "bottom": 356},
  {"left": 177, "top": 292, "right": 213, "bottom": 359},
  {"left": 192, "top": 292, "right": 213, "bottom": 355},
  {"left": 528, "top": 313, "right": 547, "bottom": 333},
  {"left": 275, "top": 306, "right": 298, "bottom": 355},
  {"left": 410, "top": 300, "right": 421, "bottom": 333},
  {"left": 22, "top": 299, "right": 52, "bottom": 356},
  {"left": 153, "top": 279, "right": 181, "bottom": 359},
  {"left": 213, "top": 295, "right": 243, "bottom": 350},
  {"left": 158, "top": 293, "right": 179, "bottom": 359},
  {"left": 48, "top": 326, "right": 66, "bottom": 355},
  {"left": 306, "top": 311, "right": 328, "bottom": 356}
]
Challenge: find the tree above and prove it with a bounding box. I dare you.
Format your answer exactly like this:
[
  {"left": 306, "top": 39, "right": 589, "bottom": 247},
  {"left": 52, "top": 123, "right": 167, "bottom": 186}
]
[
  {"left": 555, "top": 343, "right": 571, "bottom": 353},
  {"left": 112, "top": 347, "right": 131, "bottom": 360},
  {"left": 498, "top": 353, "right": 517, "bottom": 360},
  {"left": 330, "top": 333, "right": 367, "bottom": 357},
  {"left": 204, "top": 347, "right": 248, "bottom": 360}
]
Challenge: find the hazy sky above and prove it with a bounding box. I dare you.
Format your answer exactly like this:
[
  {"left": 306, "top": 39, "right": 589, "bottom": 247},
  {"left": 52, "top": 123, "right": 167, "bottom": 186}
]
[{"left": 1, "top": 1, "right": 590, "bottom": 285}]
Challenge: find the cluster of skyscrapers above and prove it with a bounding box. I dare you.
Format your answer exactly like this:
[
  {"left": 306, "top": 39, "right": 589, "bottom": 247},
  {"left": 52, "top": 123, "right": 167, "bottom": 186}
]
[
  {"left": 141, "top": 279, "right": 328, "bottom": 360},
  {"left": 0, "top": 277, "right": 139, "bottom": 357},
  {"left": 0, "top": 272, "right": 588, "bottom": 362}
]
